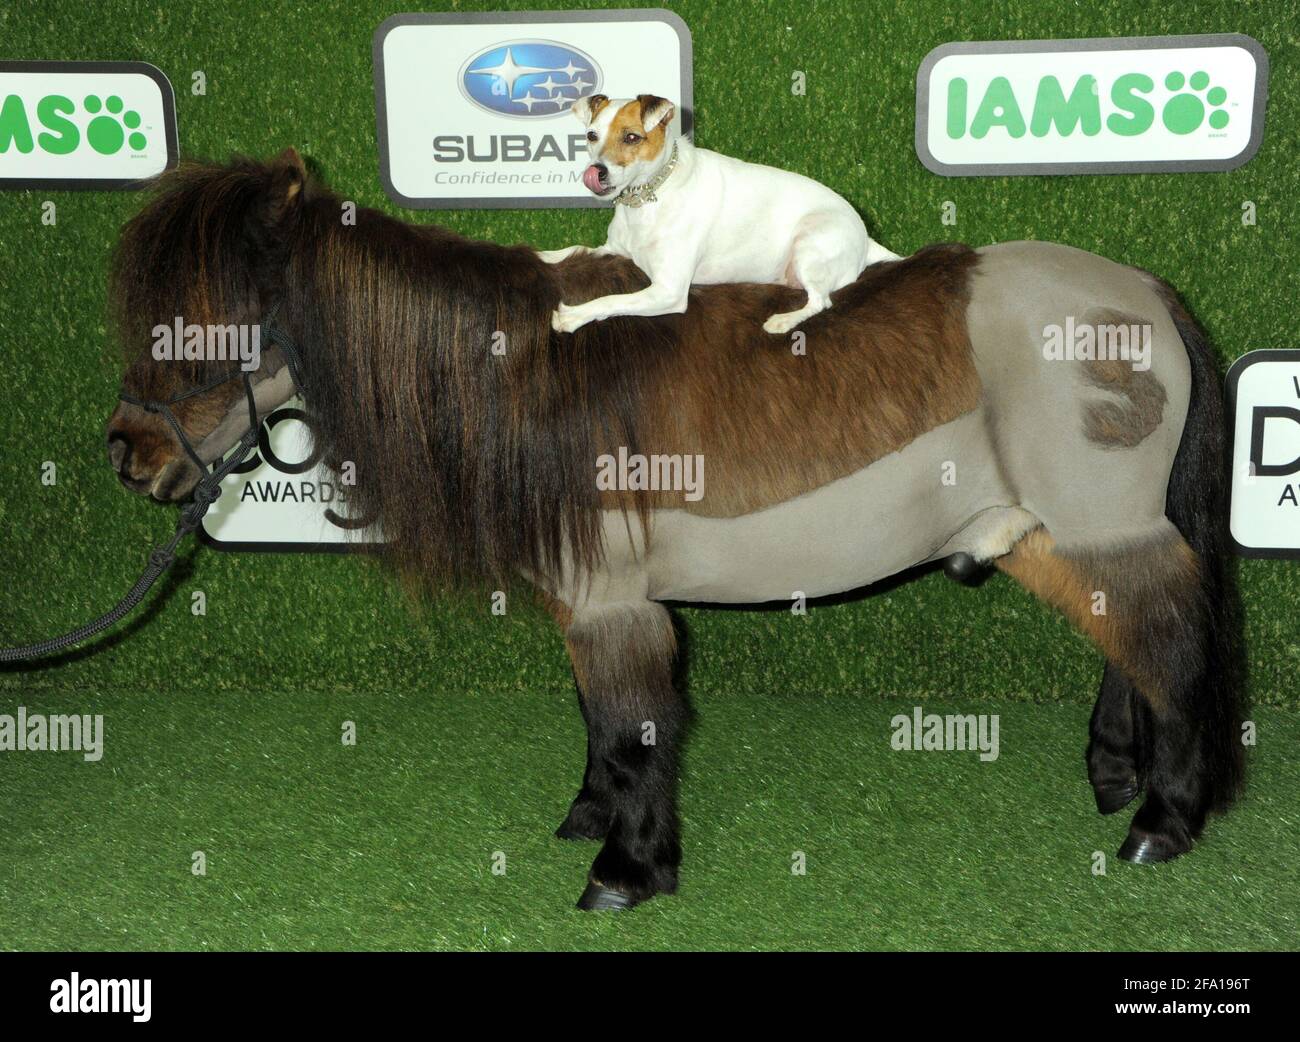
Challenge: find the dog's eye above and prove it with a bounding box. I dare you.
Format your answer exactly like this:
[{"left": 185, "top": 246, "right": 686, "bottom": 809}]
[
  {"left": 586, "top": 131, "right": 597, "bottom": 142},
  {"left": 623, "top": 132, "right": 642, "bottom": 145}
]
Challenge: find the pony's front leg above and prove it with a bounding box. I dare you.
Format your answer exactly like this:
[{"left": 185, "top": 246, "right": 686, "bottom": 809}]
[
  {"left": 554, "top": 681, "right": 613, "bottom": 841},
  {"left": 563, "top": 601, "right": 685, "bottom": 910}
]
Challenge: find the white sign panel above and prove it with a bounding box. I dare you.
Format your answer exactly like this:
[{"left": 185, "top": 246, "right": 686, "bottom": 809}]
[
  {"left": 0, "top": 61, "right": 177, "bottom": 188},
  {"left": 1227, "top": 351, "right": 1300, "bottom": 558},
  {"left": 916, "top": 35, "right": 1268, "bottom": 176},
  {"left": 373, "top": 10, "right": 693, "bottom": 207},
  {"left": 200, "top": 401, "right": 383, "bottom": 552}
]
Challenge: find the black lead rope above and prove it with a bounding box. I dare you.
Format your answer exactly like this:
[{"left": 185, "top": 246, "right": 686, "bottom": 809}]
[{"left": 0, "top": 306, "right": 305, "bottom": 664}]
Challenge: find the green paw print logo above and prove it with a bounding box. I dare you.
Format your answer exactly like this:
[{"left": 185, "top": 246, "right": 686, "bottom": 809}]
[
  {"left": 84, "top": 94, "right": 147, "bottom": 154},
  {"left": 1162, "top": 72, "right": 1229, "bottom": 135}
]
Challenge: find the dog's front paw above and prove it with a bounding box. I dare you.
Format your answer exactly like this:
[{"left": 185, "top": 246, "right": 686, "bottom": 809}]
[
  {"left": 552, "top": 304, "right": 590, "bottom": 334},
  {"left": 762, "top": 313, "right": 799, "bottom": 335}
]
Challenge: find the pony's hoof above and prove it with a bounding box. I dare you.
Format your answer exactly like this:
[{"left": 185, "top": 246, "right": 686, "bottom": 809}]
[
  {"left": 1118, "top": 828, "right": 1192, "bottom": 865},
  {"left": 1093, "top": 779, "right": 1140, "bottom": 815},
  {"left": 576, "top": 882, "right": 637, "bottom": 911}
]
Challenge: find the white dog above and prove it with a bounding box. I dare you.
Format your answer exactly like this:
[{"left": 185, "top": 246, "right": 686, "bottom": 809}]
[{"left": 539, "top": 93, "right": 898, "bottom": 335}]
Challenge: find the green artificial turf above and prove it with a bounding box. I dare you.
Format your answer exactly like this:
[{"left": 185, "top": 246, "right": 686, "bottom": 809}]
[
  {"left": 2, "top": 689, "right": 1298, "bottom": 951},
  {"left": 1, "top": 0, "right": 1299, "bottom": 950}
]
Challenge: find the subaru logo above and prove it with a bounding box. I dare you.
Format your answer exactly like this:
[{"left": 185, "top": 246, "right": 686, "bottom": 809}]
[{"left": 458, "top": 40, "right": 603, "bottom": 119}]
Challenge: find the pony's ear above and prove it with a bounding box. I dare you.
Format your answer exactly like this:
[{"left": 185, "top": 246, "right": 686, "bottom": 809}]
[
  {"left": 637, "top": 95, "right": 675, "bottom": 134},
  {"left": 262, "top": 147, "right": 307, "bottom": 225},
  {"left": 573, "top": 93, "right": 609, "bottom": 127}
]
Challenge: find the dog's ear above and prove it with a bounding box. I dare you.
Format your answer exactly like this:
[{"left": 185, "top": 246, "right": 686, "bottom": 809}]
[
  {"left": 637, "top": 95, "right": 675, "bottom": 133},
  {"left": 262, "top": 147, "right": 307, "bottom": 226},
  {"left": 573, "top": 93, "right": 610, "bottom": 127}
]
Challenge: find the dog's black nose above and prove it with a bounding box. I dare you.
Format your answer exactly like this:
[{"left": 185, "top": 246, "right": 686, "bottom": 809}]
[
  {"left": 107, "top": 431, "right": 132, "bottom": 473},
  {"left": 593, "top": 163, "right": 609, "bottom": 183}
]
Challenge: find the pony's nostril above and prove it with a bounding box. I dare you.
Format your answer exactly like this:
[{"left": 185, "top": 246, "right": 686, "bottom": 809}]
[{"left": 107, "top": 432, "right": 131, "bottom": 473}]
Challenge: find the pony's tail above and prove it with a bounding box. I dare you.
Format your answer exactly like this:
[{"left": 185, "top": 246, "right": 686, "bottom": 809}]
[{"left": 1143, "top": 271, "right": 1246, "bottom": 810}]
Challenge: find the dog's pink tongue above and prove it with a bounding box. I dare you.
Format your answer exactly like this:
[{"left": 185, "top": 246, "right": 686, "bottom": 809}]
[{"left": 582, "top": 165, "right": 606, "bottom": 194}]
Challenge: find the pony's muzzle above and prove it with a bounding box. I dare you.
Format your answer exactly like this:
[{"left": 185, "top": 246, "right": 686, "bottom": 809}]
[{"left": 105, "top": 408, "right": 200, "bottom": 501}]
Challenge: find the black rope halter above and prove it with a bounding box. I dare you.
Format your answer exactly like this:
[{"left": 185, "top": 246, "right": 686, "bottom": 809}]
[{"left": 0, "top": 304, "right": 306, "bottom": 663}]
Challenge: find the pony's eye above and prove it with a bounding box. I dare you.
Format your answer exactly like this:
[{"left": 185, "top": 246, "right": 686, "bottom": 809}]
[
  {"left": 623, "top": 133, "right": 641, "bottom": 145},
  {"left": 586, "top": 131, "right": 597, "bottom": 142}
]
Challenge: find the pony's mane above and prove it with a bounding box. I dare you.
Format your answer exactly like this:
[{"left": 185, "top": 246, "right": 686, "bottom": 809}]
[
  {"left": 112, "top": 154, "right": 979, "bottom": 596},
  {"left": 111, "top": 157, "right": 299, "bottom": 397},
  {"left": 112, "top": 154, "right": 674, "bottom": 591},
  {"left": 285, "top": 172, "right": 671, "bottom": 591}
]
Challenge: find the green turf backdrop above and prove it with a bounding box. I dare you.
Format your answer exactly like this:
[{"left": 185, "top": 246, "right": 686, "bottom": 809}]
[{"left": 0, "top": 0, "right": 1297, "bottom": 950}]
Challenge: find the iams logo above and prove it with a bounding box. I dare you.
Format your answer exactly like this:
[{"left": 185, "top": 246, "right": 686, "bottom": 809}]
[
  {"left": 945, "top": 70, "right": 1231, "bottom": 140},
  {"left": 0, "top": 61, "right": 177, "bottom": 188},
  {"left": 458, "top": 40, "right": 602, "bottom": 119},
  {"left": 916, "top": 34, "right": 1268, "bottom": 175},
  {"left": 1, "top": 92, "right": 150, "bottom": 154}
]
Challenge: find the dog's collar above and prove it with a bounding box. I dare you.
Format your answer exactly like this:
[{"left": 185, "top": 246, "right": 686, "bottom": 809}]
[{"left": 615, "top": 143, "right": 679, "bottom": 208}]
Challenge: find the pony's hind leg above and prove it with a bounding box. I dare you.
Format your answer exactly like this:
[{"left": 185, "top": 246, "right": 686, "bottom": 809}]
[
  {"left": 1088, "top": 663, "right": 1144, "bottom": 815},
  {"left": 563, "top": 602, "right": 685, "bottom": 909},
  {"left": 997, "top": 525, "right": 1241, "bottom": 863}
]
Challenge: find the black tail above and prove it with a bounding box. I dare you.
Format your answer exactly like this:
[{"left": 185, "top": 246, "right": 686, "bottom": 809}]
[{"left": 1143, "top": 271, "right": 1246, "bottom": 811}]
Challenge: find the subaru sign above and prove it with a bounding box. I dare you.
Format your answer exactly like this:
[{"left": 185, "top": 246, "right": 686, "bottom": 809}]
[{"left": 374, "top": 10, "right": 692, "bottom": 208}]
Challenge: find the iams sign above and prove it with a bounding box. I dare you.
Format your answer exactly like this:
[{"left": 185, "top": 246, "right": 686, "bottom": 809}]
[
  {"left": 0, "top": 61, "right": 176, "bottom": 188},
  {"left": 916, "top": 34, "right": 1268, "bottom": 175}
]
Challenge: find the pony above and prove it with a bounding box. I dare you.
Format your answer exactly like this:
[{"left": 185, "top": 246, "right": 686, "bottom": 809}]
[{"left": 104, "top": 149, "right": 1244, "bottom": 910}]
